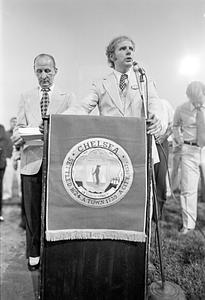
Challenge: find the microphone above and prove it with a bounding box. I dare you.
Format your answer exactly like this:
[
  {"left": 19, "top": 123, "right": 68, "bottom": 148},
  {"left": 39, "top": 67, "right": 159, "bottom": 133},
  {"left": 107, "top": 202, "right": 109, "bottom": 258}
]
[{"left": 133, "top": 61, "right": 145, "bottom": 76}]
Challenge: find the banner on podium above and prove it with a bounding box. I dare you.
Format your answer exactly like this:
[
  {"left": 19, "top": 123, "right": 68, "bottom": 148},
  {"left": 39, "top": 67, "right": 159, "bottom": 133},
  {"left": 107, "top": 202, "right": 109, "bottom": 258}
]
[{"left": 46, "top": 115, "right": 147, "bottom": 242}]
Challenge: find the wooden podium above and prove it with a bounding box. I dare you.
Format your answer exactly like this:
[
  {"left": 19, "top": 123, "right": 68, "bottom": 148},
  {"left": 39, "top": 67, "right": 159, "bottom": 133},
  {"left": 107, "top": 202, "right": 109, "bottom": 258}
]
[{"left": 40, "top": 115, "right": 152, "bottom": 300}]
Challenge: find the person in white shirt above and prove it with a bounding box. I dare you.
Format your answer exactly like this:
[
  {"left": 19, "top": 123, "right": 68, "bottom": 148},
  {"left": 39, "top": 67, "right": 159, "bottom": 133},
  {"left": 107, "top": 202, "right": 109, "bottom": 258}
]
[{"left": 173, "top": 81, "right": 205, "bottom": 234}]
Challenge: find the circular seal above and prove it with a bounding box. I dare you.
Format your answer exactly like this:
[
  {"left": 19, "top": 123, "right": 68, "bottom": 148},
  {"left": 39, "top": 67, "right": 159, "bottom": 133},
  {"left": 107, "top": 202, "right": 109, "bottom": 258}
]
[{"left": 62, "top": 138, "right": 133, "bottom": 208}]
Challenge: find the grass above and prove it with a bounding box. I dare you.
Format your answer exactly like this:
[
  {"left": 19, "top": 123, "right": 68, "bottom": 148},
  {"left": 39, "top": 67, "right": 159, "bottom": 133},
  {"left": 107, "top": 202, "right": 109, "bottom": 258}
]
[
  {"left": 149, "top": 195, "right": 205, "bottom": 300},
  {"left": 11, "top": 159, "right": 205, "bottom": 298}
]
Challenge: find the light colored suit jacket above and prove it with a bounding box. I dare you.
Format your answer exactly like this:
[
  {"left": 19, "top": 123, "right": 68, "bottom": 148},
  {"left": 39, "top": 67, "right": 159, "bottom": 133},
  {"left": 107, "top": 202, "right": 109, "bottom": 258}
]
[
  {"left": 77, "top": 70, "right": 167, "bottom": 163},
  {"left": 14, "top": 86, "right": 75, "bottom": 175},
  {"left": 80, "top": 70, "right": 164, "bottom": 121}
]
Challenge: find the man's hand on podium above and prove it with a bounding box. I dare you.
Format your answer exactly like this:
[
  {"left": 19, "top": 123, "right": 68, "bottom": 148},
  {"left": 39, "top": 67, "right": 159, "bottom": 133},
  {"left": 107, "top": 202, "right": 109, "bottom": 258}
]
[
  {"left": 39, "top": 122, "right": 44, "bottom": 135},
  {"left": 146, "top": 113, "right": 162, "bottom": 137}
]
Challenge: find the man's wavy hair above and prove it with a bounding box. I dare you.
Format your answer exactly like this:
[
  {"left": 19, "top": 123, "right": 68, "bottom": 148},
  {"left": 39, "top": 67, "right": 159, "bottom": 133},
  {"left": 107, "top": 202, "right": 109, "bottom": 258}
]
[
  {"left": 105, "top": 36, "right": 135, "bottom": 68},
  {"left": 186, "top": 81, "right": 205, "bottom": 102}
]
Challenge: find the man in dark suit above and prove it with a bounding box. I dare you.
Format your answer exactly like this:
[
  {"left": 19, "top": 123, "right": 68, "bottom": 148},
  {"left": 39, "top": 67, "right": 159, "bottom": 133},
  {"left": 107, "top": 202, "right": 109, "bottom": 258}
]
[
  {"left": 154, "top": 99, "right": 174, "bottom": 219},
  {"left": 12, "top": 54, "right": 76, "bottom": 270}
]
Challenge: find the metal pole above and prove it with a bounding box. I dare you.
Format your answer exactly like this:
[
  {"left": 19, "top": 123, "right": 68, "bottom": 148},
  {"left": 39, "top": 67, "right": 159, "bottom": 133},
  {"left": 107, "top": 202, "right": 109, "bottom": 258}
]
[
  {"left": 39, "top": 116, "right": 50, "bottom": 300},
  {"left": 136, "top": 69, "right": 152, "bottom": 298},
  {"left": 145, "top": 132, "right": 153, "bottom": 298},
  {"left": 152, "top": 165, "right": 166, "bottom": 288},
  {"left": 138, "top": 68, "right": 166, "bottom": 293}
]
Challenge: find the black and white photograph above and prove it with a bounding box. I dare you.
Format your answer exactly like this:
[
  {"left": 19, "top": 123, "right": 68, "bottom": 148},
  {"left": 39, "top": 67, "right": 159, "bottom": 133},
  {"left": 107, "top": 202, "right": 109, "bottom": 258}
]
[{"left": 0, "top": 0, "right": 205, "bottom": 299}]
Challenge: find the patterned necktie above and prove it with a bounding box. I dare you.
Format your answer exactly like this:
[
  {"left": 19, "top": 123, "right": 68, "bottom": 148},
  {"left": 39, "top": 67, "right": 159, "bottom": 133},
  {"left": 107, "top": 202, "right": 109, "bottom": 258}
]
[
  {"left": 196, "top": 106, "right": 205, "bottom": 147},
  {"left": 40, "top": 88, "right": 50, "bottom": 116},
  {"left": 119, "top": 74, "right": 128, "bottom": 92}
]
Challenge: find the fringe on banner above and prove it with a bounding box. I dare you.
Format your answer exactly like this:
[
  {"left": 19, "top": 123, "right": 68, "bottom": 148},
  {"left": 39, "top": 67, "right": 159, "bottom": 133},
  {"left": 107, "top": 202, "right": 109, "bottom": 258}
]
[{"left": 46, "top": 229, "right": 146, "bottom": 243}]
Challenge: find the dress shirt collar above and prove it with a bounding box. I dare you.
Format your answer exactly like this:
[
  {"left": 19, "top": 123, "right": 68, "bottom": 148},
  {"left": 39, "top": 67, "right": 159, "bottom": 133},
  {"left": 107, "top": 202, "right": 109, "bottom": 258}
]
[
  {"left": 190, "top": 101, "right": 205, "bottom": 111},
  {"left": 113, "top": 69, "right": 131, "bottom": 86},
  {"left": 38, "top": 85, "right": 54, "bottom": 97}
]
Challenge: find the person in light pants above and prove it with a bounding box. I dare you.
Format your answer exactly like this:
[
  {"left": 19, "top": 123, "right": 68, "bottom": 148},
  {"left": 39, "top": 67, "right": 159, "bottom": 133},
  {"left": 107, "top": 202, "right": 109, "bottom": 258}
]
[{"left": 173, "top": 81, "right": 205, "bottom": 234}]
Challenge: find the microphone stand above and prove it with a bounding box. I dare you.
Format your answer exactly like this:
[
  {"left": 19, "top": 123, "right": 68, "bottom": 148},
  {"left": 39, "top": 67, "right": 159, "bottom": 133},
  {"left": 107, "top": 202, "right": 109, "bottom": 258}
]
[
  {"left": 134, "top": 67, "right": 147, "bottom": 119},
  {"left": 133, "top": 66, "right": 165, "bottom": 294},
  {"left": 134, "top": 65, "right": 186, "bottom": 299},
  {"left": 39, "top": 115, "right": 50, "bottom": 299},
  {"left": 134, "top": 67, "right": 152, "bottom": 296}
]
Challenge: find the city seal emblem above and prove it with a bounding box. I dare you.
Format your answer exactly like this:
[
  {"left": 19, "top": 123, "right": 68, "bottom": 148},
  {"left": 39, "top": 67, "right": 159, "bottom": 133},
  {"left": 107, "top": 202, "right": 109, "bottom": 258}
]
[{"left": 62, "top": 138, "right": 133, "bottom": 208}]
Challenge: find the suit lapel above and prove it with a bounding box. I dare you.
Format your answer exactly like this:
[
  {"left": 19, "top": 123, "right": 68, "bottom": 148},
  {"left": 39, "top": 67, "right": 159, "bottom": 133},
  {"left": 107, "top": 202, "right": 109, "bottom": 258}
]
[
  {"left": 103, "top": 72, "right": 124, "bottom": 114},
  {"left": 30, "top": 88, "right": 42, "bottom": 122},
  {"left": 47, "top": 87, "right": 66, "bottom": 115},
  {"left": 125, "top": 71, "right": 141, "bottom": 114},
  {"left": 47, "top": 88, "right": 59, "bottom": 115}
]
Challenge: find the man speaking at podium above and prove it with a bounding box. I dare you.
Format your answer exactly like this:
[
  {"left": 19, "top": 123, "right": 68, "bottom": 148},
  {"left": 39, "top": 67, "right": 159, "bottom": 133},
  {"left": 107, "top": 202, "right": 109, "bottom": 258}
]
[
  {"left": 62, "top": 36, "right": 167, "bottom": 298},
  {"left": 75, "top": 35, "right": 166, "bottom": 139}
]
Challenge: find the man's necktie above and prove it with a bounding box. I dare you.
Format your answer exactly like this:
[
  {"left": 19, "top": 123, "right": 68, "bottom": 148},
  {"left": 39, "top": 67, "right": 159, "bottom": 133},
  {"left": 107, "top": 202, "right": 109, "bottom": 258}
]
[
  {"left": 196, "top": 106, "right": 205, "bottom": 147},
  {"left": 119, "top": 74, "right": 128, "bottom": 92},
  {"left": 40, "top": 88, "right": 50, "bottom": 116}
]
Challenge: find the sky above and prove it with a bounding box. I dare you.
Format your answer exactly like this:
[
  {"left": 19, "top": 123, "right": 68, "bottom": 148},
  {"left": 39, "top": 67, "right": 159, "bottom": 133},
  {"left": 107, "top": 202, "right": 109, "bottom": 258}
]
[{"left": 1, "top": 0, "right": 205, "bottom": 128}]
